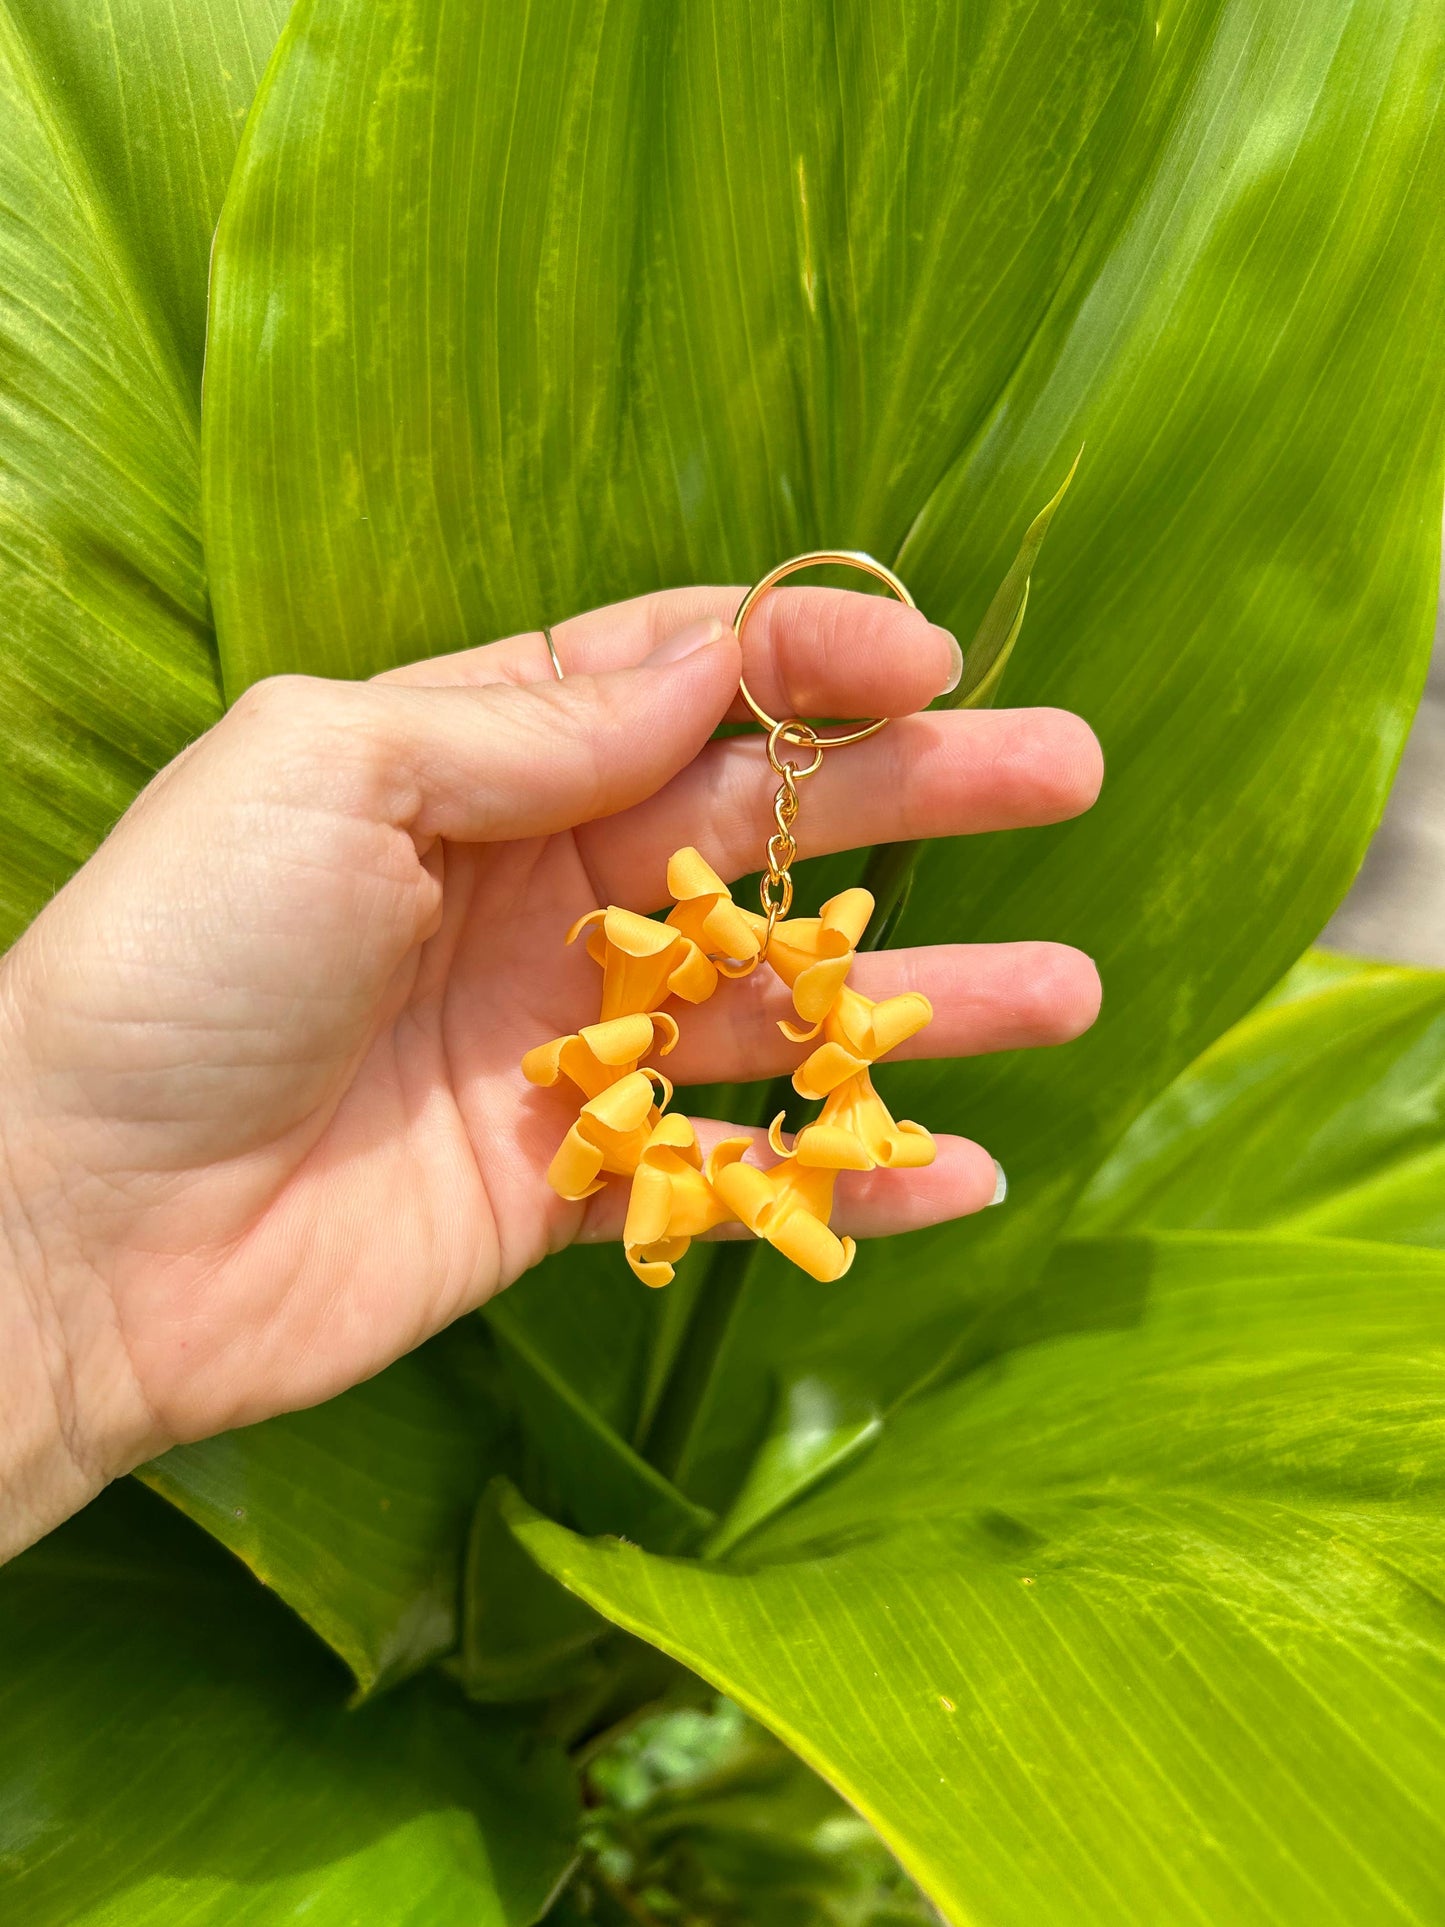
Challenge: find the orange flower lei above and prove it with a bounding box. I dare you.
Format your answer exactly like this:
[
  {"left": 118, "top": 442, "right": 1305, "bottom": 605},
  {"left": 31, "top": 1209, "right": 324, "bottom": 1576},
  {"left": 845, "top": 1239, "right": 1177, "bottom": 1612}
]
[{"left": 522, "top": 847, "right": 933, "bottom": 1286}]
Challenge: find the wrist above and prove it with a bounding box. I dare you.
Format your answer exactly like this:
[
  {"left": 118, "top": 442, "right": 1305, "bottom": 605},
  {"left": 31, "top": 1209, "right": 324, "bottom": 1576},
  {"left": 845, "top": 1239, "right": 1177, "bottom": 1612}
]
[
  {"left": 0, "top": 979, "right": 162, "bottom": 1561},
  {"left": 0, "top": 1237, "right": 107, "bottom": 1560}
]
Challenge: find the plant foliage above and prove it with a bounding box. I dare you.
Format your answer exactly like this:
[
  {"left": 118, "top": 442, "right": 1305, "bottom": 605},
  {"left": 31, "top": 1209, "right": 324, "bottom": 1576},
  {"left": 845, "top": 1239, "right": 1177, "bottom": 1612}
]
[{"left": 2, "top": 0, "right": 1445, "bottom": 1921}]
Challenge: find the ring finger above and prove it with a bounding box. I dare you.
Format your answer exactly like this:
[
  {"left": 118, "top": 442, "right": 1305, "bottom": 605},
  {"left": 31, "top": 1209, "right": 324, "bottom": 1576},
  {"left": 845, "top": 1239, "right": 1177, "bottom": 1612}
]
[{"left": 661, "top": 941, "right": 1101, "bottom": 1088}]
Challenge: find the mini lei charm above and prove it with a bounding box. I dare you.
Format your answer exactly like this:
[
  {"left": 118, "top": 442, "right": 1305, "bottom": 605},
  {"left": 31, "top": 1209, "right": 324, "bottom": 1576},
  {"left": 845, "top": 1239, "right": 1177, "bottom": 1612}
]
[{"left": 523, "top": 551, "right": 936, "bottom": 1287}]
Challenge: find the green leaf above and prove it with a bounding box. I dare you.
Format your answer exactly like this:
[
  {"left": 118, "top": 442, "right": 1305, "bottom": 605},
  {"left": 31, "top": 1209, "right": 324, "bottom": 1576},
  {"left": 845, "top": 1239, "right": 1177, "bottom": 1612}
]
[
  {"left": 202, "top": 0, "right": 1445, "bottom": 1504},
  {"left": 486, "top": 1249, "right": 660, "bottom": 1444},
  {"left": 702, "top": 1376, "right": 882, "bottom": 1560},
  {"left": 487, "top": 1292, "right": 715, "bottom": 1553},
  {"left": 511, "top": 1232, "right": 1445, "bottom": 1924},
  {"left": 0, "top": 0, "right": 286, "bottom": 942},
  {"left": 9, "top": 0, "right": 290, "bottom": 378},
  {"left": 0, "top": 1482, "right": 579, "bottom": 1925},
  {"left": 457, "top": 1478, "right": 610, "bottom": 1704},
  {"left": 950, "top": 446, "right": 1081, "bottom": 710},
  {"left": 1074, "top": 949, "right": 1445, "bottom": 1246},
  {"left": 137, "top": 1324, "right": 505, "bottom": 1697},
  {"left": 619, "top": 0, "right": 1445, "bottom": 1502},
  {"left": 204, "top": 0, "right": 1146, "bottom": 683}
]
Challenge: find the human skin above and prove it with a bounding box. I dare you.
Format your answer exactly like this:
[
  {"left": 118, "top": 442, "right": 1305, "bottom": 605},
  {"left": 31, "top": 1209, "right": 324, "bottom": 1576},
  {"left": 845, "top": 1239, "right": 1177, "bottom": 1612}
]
[{"left": 0, "top": 585, "right": 1103, "bottom": 1560}]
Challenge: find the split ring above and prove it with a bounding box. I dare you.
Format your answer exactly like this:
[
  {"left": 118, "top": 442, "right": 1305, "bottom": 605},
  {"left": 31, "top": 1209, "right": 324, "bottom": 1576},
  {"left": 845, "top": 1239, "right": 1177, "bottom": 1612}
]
[{"left": 734, "top": 550, "right": 916, "bottom": 750}]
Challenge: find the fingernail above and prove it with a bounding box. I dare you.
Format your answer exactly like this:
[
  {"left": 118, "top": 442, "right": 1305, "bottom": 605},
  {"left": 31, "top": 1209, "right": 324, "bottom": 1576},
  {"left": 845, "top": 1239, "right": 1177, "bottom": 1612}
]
[
  {"left": 645, "top": 616, "right": 726, "bottom": 666},
  {"left": 988, "top": 1160, "right": 1008, "bottom": 1206},
  {"left": 942, "top": 634, "right": 964, "bottom": 694}
]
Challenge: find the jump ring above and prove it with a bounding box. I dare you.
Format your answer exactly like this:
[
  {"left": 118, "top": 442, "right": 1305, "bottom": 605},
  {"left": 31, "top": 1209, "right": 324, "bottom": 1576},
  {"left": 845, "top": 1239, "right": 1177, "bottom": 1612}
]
[{"left": 766, "top": 719, "right": 824, "bottom": 779}]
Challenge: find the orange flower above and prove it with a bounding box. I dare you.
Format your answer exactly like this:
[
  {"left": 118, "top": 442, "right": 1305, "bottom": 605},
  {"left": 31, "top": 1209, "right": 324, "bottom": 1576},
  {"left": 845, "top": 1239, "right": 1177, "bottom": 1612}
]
[
  {"left": 664, "top": 847, "right": 762, "bottom": 978},
  {"left": 525, "top": 848, "right": 940, "bottom": 1279},
  {"left": 759, "top": 885, "right": 936, "bottom": 1173},
  {"left": 708, "top": 1129, "right": 866, "bottom": 1284},
  {"left": 568, "top": 905, "right": 719, "bottom": 1018},
  {"left": 762, "top": 887, "right": 874, "bottom": 1040},
  {"left": 800, "top": 1070, "right": 935, "bottom": 1171},
  {"left": 791, "top": 987, "right": 933, "bottom": 1108},
  {"left": 522, "top": 1011, "right": 678, "bottom": 1102},
  {"left": 623, "top": 1114, "right": 740, "bottom": 1287},
  {"left": 546, "top": 1069, "right": 671, "bottom": 1202}
]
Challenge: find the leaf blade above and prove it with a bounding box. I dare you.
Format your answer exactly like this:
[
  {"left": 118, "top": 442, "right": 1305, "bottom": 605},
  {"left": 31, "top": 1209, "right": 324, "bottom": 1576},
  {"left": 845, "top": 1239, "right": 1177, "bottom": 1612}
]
[
  {"left": 511, "top": 1232, "right": 1445, "bottom": 1925},
  {"left": 0, "top": 1483, "right": 578, "bottom": 1926},
  {"left": 0, "top": 0, "right": 288, "bottom": 942},
  {"left": 137, "top": 1325, "right": 505, "bottom": 1696},
  {"left": 1073, "top": 949, "right": 1445, "bottom": 1245}
]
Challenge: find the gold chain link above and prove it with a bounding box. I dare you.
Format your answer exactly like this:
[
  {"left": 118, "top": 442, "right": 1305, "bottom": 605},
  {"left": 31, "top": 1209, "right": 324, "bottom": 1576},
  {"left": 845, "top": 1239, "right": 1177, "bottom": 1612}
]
[{"left": 758, "top": 720, "right": 824, "bottom": 955}]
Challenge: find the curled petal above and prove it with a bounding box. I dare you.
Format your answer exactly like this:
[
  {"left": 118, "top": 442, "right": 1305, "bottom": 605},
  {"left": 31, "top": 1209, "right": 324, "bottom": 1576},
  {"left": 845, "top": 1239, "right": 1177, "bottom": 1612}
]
[
  {"left": 520, "top": 1034, "right": 569, "bottom": 1089},
  {"left": 597, "top": 908, "right": 691, "bottom": 1018},
  {"left": 767, "top": 888, "right": 876, "bottom": 1034},
  {"left": 789, "top": 953, "right": 857, "bottom": 1029},
  {"left": 666, "top": 847, "right": 764, "bottom": 969},
  {"left": 642, "top": 1066, "right": 674, "bottom": 1110},
  {"left": 628, "top": 1236, "right": 692, "bottom": 1290},
  {"left": 791, "top": 1121, "right": 876, "bottom": 1171},
  {"left": 579, "top": 1013, "right": 660, "bottom": 1065},
  {"left": 569, "top": 898, "right": 726, "bottom": 1014},
  {"left": 831, "top": 987, "right": 933, "bottom": 1061},
  {"left": 545, "top": 1069, "right": 663, "bottom": 1201},
  {"left": 787, "top": 988, "right": 935, "bottom": 1090},
  {"left": 666, "top": 845, "right": 731, "bottom": 907},
  {"left": 665, "top": 942, "right": 722, "bottom": 1006},
  {"left": 623, "top": 1113, "right": 736, "bottom": 1287},
  {"left": 709, "top": 1147, "right": 855, "bottom": 1284},
  {"left": 792, "top": 1039, "right": 870, "bottom": 1101},
  {"left": 565, "top": 907, "right": 607, "bottom": 947},
  {"left": 546, "top": 1127, "right": 609, "bottom": 1201},
  {"left": 819, "top": 888, "right": 874, "bottom": 949},
  {"left": 523, "top": 1012, "right": 672, "bottom": 1100},
  {"left": 704, "top": 1135, "right": 757, "bottom": 1187}
]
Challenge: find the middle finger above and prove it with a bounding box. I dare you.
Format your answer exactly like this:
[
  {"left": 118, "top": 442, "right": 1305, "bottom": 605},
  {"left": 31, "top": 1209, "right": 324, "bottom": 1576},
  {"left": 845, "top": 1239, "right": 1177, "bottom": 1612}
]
[
  {"left": 661, "top": 941, "right": 1103, "bottom": 1088},
  {"left": 575, "top": 705, "right": 1104, "bottom": 910}
]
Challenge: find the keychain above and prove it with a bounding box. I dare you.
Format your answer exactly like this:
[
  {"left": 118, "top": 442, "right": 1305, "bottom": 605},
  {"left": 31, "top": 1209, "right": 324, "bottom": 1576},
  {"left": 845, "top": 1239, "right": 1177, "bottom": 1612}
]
[{"left": 523, "top": 552, "right": 936, "bottom": 1288}]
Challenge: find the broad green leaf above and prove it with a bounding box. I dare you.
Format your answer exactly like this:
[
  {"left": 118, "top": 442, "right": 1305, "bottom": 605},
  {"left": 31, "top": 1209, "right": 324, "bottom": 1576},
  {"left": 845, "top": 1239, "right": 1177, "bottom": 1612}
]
[
  {"left": 702, "top": 1376, "right": 882, "bottom": 1560},
  {"left": 205, "top": 0, "right": 1146, "bottom": 683},
  {"left": 203, "top": 0, "right": 1445, "bottom": 1509},
  {"left": 138, "top": 1324, "right": 506, "bottom": 1696},
  {"left": 514, "top": 1230, "right": 1445, "bottom": 1924},
  {"left": 0, "top": 1482, "right": 578, "bottom": 1926},
  {"left": 486, "top": 1249, "right": 660, "bottom": 1443},
  {"left": 628, "top": 0, "right": 1445, "bottom": 1504},
  {"left": 458, "top": 1478, "right": 611, "bottom": 1704},
  {"left": 1074, "top": 949, "right": 1445, "bottom": 1245},
  {"left": 0, "top": 0, "right": 286, "bottom": 943},
  {"left": 8, "top": 0, "right": 290, "bottom": 379},
  {"left": 488, "top": 1304, "right": 715, "bottom": 1552}
]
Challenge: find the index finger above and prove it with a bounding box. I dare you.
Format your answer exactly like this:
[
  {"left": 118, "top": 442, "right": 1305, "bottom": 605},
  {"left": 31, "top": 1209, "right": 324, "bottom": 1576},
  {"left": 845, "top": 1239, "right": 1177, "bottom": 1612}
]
[{"left": 377, "top": 582, "right": 961, "bottom": 725}]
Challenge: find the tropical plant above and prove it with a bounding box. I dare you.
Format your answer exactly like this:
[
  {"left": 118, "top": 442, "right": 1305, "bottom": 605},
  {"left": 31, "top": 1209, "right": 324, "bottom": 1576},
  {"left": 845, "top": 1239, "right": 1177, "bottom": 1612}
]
[{"left": 3, "top": 0, "right": 1445, "bottom": 1921}]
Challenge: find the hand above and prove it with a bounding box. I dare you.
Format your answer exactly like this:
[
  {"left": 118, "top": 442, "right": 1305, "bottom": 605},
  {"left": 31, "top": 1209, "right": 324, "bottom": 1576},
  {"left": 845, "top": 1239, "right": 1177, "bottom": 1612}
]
[{"left": 0, "top": 587, "right": 1102, "bottom": 1555}]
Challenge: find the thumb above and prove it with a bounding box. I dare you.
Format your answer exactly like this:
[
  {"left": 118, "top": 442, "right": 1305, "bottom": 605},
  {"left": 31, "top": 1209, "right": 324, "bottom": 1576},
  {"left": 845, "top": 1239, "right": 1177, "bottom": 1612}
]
[{"left": 232, "top": 616, "right": 742, "bottom": 844}]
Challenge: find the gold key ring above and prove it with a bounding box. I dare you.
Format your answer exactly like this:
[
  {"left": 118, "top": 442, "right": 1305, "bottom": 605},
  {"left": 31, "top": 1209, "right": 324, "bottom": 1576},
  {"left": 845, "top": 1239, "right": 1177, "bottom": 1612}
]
[
  {"left": 734, "top": 550, "right": 918, "bottom": 958},
  {"left": 734, "top": 549, "right": 916, "bottom": 749}
]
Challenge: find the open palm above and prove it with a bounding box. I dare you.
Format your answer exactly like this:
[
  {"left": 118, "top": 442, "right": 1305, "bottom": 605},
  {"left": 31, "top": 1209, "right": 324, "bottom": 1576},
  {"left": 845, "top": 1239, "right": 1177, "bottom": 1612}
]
[{"left": 0, "top": 585, "right": 1101, "bottom": 1486}]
